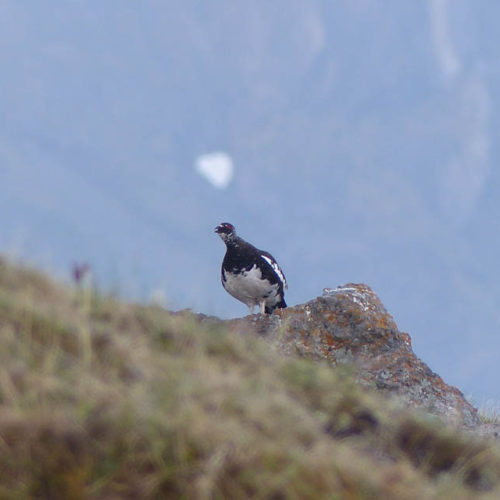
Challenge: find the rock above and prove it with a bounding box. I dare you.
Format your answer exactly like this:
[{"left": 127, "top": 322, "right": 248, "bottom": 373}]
[{"left": 224, "top": 284, "right": 480, "bottom": 428}]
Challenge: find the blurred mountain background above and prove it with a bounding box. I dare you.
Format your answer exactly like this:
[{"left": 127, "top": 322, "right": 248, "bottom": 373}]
[{"left": 1, "top": 0, "right": 500, "bottom": 404}]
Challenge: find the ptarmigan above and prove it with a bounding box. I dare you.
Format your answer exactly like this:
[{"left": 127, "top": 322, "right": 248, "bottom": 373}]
[{"left": 215, "top": 222, "right": 287, "bottom": 314}]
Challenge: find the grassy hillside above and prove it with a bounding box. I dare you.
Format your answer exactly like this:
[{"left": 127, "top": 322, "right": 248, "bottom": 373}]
[{"left": 0, "top": 259, "right": 499, "bottom": 499}]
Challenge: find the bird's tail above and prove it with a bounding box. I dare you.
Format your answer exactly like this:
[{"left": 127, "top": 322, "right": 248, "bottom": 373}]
[{"left": 265, "top": 298, "right": 287, "bottom": 314}]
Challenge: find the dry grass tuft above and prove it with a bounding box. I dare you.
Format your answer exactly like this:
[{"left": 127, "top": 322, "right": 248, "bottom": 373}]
[{"left": 0, "top": 260, "right": 499, "bottom": 499}]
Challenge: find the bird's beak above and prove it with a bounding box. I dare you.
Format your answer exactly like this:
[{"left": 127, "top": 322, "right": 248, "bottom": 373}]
[{"left": 214, "top": 226, "right": 219, "bottom": 233}]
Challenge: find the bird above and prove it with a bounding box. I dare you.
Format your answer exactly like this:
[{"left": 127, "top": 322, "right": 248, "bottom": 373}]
[{"left": 215, "top": 222, "right": 287, "bottom": 314}]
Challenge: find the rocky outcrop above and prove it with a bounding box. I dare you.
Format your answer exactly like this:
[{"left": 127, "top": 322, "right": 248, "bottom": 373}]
[{"left": 218, "top": 284, "right": 480, "bottom": 428}]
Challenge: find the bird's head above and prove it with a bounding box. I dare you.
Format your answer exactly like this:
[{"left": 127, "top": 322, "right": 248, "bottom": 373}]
[{"left": 215, "top": 222, "right": 236, "bottom": 242}]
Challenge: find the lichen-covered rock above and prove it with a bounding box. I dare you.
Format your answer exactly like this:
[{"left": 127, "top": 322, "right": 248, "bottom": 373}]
[{"left": 225, "top": 284, "right": 480, "bottom": 428}]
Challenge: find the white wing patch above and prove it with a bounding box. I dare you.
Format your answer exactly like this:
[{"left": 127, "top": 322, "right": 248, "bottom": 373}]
[{"left": 261, "top": 255, "right": 288, "bottom": 289}]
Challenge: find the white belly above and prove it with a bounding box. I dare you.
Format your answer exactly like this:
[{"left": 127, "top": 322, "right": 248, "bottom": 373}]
[{"left": 223, "top": 265, "right": 280, "bottom": 309}]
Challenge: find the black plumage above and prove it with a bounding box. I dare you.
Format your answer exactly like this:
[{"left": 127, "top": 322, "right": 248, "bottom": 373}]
[{"left": 215, "top": 222, "right": 287, "bottom": 314}]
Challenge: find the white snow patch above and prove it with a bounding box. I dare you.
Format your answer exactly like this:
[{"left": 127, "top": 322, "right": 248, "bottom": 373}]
[
  {"left": 323, "top": 286, "right": 371, "bottom": 312},
  {"left": 195, "top": 152, "right": 234, "bottom": 189}
]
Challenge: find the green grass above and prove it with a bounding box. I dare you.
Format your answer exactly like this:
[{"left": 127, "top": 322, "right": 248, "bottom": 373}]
[{"left": 0, "top": 258, "right": 499, "bottom": 499}]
